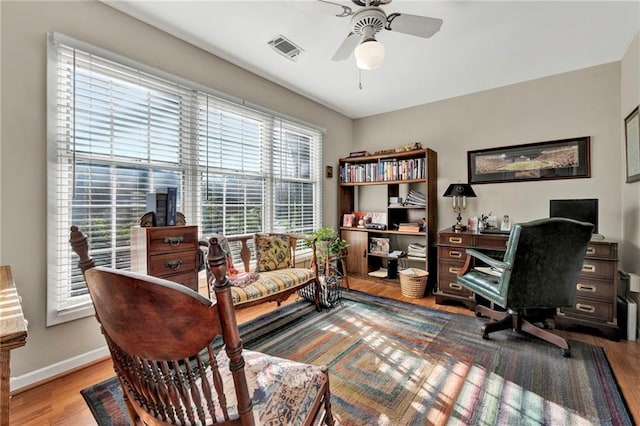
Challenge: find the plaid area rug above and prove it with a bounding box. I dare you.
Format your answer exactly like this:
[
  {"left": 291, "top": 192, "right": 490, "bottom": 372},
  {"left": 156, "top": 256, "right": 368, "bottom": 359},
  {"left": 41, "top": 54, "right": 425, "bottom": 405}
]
[{"left": 81, "top": 290, "right": 632, "bottom": 425}]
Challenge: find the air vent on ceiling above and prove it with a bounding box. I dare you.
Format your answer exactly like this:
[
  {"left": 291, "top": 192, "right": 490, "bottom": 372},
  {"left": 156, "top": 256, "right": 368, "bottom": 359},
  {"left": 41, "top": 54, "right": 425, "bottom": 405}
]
[{"left": 268, "top": 35, "right": 303, "bottom": 61}]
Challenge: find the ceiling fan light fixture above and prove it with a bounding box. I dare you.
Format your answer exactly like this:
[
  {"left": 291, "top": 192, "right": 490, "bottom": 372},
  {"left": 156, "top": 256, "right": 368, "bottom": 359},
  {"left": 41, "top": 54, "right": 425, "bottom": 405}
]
[{"left": 355, "top": 38, "right": 385, "bottom": 70}]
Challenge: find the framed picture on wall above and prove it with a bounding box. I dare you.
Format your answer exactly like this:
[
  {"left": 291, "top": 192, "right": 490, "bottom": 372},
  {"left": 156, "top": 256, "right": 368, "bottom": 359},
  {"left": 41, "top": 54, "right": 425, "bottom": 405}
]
[
  {"left": 467, "top": 137, "right": 590, "bottom": 184},
  {"left": 625, "top": 106, "right": 640, "bottom": 183}
]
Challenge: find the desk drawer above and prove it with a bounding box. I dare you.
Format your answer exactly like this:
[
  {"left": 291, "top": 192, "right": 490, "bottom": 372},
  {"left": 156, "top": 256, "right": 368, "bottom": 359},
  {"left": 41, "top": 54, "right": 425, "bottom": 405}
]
[
  {"left": 574, "top": 278, "right": 614, "bottom": 301},
  {"left": 439, "top": 261, "right": 465, "bottom": 276},
  {"left": 438, "top": 277, "right": 473, "bottom": 298},
  {"left": 438, "top": 247, "right": 467, "bottom": 262},
  {"left": 147, "top": 226, "right": 198, "bottom": 255},
  {"left": 558, "top": 297, "right": 614, "bottom": 323},
  {"left": 580, "top": 259, "right": 616, "bottom": 281},
  {"left": 438, "top": 233, "right": 473, "bottom": 246},
  {"left": 149, "top": 251, "right": 198, "bottom": 277},
  {"left": 585, "top": 242, "right": 617, "bottom": 260},
  {"left": 475, "top": 235, "right": 510, "bottom": 250}
]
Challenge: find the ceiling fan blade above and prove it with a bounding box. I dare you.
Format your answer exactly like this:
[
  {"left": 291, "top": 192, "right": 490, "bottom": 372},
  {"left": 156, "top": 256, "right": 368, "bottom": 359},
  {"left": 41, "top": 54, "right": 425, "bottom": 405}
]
[
  {"left": 332, "top": 32, "right": 360, "bottom": 61},
  {"left": 386, "top": 13, "right": 443, "bottom": 38},
  {"left": 316, "top": 0, "right": 353, "bottom": 17}
]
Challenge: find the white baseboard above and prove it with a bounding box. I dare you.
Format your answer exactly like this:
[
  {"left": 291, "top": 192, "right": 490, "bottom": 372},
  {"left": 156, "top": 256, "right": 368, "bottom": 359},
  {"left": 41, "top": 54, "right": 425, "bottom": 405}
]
[{"left": 10, "top": 345, "right": 109, "bottom": 393}]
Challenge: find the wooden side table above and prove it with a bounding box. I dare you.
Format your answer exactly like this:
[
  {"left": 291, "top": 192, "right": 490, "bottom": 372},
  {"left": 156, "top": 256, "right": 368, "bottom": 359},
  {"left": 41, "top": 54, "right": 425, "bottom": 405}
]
[
  {"left": 0, "top": 266, "right": 28, "bottom": 425},
  {"left": 130, "top": 225, "right": 199, "bottom": 291}
]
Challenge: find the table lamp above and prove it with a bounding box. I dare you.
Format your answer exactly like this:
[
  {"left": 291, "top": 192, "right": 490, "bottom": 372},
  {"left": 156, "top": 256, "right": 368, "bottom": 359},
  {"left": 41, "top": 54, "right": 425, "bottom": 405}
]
[{"left": 443, "top": 183, "right": 476, "bottom": 232}]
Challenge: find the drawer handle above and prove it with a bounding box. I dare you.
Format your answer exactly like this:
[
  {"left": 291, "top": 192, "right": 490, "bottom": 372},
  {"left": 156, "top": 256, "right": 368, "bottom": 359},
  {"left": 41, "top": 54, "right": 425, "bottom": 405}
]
[
  {"left": 586, "top": 247, "right": 596, "bottom": 255},
  {"left": 582, "top": 264, "right": 596, "bottom": 273},
  {"left": 449, "top": 237, "right": 462, "bottom": 244},
  {"left": 576, "top": 303, "right": 595, "bottom": 314},
  {"left": 164, "top": 259, "right": 183, "bottom": 271},
  {"left": 576, "top": 283, "right": 596, "bottom": 292},
  {"left": 449, "top": 250, "right": 462, "bottom": 258},
  {"left": 449, "top": 283, "right": 462, "bottom": 290},
  {"left": 164, "top": 236, "right": 184, "bottom": 247},
  {"left": 449, "top": 267, "right": 460, "bottom": 274}
]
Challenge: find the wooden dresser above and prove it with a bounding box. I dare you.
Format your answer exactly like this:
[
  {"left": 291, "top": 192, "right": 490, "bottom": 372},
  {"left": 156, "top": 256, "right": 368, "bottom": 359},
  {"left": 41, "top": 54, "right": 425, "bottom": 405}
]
[
  {"left": 436, "top": 229, "right": 620, "bottom": 340},
  {"left": 130, "top": 225, "right": 199, "bottom": 291}
]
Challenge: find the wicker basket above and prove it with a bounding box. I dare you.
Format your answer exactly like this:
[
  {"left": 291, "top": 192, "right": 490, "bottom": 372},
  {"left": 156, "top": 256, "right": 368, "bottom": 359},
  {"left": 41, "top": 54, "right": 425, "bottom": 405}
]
[{"left": 399, "top": 268, "right": 429, "bottom": 298}]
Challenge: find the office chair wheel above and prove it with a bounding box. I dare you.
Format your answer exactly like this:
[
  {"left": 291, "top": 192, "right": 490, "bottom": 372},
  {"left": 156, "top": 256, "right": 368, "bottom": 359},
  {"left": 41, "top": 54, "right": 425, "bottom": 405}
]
[{"left": 475, "top": 311, "right": 483, "bottom": 317}]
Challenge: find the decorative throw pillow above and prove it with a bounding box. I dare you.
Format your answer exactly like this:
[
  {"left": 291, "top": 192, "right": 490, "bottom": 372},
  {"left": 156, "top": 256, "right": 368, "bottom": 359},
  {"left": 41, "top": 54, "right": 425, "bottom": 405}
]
[{"left": 254, "top": 234, "right": 291, "bottom": 272}]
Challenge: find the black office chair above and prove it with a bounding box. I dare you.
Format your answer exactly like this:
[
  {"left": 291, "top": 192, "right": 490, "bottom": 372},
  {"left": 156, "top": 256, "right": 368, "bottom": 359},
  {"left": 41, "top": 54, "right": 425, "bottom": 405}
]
[{"left": 456, "top": 218, "right": 594, "bottom": 356}]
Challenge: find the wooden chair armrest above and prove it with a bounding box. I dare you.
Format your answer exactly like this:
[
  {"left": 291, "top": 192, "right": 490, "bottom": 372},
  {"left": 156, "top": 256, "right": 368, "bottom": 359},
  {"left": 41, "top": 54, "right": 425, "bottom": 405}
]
[{"left": 457, "top": 254, "right": 474, "bottom": 277}]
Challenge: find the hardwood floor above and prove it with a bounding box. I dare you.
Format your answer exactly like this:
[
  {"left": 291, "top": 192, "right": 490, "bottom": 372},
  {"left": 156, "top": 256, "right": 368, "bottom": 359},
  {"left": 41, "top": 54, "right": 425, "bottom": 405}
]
[{"left": 10, "top": 277, "right": 640, "bottom": 425}]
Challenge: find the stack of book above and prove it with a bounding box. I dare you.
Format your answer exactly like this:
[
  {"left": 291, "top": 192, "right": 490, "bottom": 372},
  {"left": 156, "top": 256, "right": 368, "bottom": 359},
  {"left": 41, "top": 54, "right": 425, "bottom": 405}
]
[
  {"left": 146, "top": 187, "right": 177, "bottom": 226},
  {"left": 407, "top": 242, "right": 426, "bottom": 259},
  {"left": 398, "top": 223, "right": 420, "bottom": 232},
  {"left": 404, "top": 189, "right": 426, "bottom": 207}
]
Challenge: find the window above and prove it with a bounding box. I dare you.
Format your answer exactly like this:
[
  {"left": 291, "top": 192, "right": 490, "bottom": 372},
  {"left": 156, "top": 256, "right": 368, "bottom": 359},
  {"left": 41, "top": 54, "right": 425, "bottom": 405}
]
[{"left": 47, "top": 33, "right": 323, "bottom": 326}]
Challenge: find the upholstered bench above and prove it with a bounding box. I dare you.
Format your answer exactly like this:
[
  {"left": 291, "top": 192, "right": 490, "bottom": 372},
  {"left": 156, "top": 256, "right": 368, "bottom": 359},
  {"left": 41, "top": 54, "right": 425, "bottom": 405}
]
[{"left": 205, "top": 233, "right": 321, "bottom": 310}]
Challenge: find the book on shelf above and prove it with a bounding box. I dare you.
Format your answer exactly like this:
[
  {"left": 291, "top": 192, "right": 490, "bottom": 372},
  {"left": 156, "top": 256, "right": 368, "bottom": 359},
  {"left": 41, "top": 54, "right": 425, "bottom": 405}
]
[
  {"left": 146, "top": 192, "right": 168, "bottom": 226},
  {"left": 404, "top": 189, "right": 426, "bottom": 206},
  {"left": 340, "top": 157, "right": 425, "bottom": 183},
  {"left": 166, "top": 187, "right": 177, "bottom": 226},
  {"left": 398, "top": 223, "right": 420, "bottom": 232},
  {"left": 407, "top": 242, "right": 426, "bottom": 258}
]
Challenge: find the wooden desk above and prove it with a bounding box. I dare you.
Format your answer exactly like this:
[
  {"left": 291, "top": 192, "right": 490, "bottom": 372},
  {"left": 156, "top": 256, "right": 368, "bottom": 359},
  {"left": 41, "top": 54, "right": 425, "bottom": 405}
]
[
  {"left": 436, "top": 229, "right": 620, "bottom": 340},
  {"left": 0, "top": 266, "right": 28, "bottom": 425}
]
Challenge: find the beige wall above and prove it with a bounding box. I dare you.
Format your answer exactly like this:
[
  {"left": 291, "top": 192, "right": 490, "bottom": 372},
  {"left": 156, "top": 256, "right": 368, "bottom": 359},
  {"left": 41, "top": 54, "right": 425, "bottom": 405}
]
[
  {"left": 354, "top": 63, "right": 623, "bottom": 241},
  {"left": 0, "top": 0, "right": 352, "bottom": 385},
  {"left": 621, "top": 32, "right": 640, "bottom": 273},
  {"left": 620, "top": 32, "right": 640, "bottom": 335}
]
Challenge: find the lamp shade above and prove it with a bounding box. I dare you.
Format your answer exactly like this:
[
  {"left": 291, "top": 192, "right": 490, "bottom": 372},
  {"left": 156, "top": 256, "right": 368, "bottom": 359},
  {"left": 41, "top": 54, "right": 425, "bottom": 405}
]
[
  {"left": 443, "top": 183, "right": 476, "bottom": 197},
  {"left": 355, "top": 39, "right": 385, "bottom": 70}
]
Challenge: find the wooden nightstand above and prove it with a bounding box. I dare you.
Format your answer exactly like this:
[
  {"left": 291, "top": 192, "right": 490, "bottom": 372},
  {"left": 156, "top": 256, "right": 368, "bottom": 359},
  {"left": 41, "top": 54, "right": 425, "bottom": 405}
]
[{"left": 130, "top": 225, "right": 199, "bottom": 291}]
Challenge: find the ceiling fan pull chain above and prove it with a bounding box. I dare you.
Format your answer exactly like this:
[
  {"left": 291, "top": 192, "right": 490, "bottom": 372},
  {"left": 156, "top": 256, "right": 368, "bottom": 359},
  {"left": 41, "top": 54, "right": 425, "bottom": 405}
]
[{"left": 358, "top": 68, "right": 363, "bottom": 90}]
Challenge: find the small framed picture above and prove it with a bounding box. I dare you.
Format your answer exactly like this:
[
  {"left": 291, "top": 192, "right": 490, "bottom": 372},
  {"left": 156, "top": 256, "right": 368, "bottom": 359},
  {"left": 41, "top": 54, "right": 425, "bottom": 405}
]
[
  {"left": 326, "top": 165, "right": 333, "bottom": 178},
  {"left": 625, "top": 106, "right": 640, "bottom": 183},
  {"left": 342, "top": 213, "right": 355, "bottom": 227},
  {"left": 500, "top": 215, "right": 511, "bottom": 231}
]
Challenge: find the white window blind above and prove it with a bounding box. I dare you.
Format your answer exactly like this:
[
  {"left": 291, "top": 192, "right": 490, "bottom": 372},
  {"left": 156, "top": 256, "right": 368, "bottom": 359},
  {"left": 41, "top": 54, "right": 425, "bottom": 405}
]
[{"left": 47, "top": 33, "right": 323, "bottom": 326}]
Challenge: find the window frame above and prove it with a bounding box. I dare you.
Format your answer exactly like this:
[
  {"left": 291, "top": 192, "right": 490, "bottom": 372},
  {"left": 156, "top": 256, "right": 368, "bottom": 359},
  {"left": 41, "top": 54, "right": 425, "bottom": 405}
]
[{"left": 46, "top": 32, "right": 323, "bottom": 326}]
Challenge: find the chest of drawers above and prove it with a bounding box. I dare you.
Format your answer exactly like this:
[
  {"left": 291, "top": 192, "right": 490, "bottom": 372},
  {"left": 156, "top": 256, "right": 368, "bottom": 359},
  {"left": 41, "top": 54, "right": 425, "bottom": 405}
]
[
  {"left": 436, "top": 229, "right": 620, "bottom": 340},
  {"left": 130, "top": 225, "right": 199, "bottom": 291}
]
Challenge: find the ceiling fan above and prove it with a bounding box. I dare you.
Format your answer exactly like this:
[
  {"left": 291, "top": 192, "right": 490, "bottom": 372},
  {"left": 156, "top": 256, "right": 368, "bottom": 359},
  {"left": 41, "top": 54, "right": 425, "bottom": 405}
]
[{"left": 324, "top": 0, "right": 443, "bottom": 70}]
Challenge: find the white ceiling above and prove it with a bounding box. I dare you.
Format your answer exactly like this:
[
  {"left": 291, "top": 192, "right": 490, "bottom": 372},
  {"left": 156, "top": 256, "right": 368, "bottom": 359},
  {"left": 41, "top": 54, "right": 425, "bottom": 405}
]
[{"left": 104, "top": 1, "right": 640, "bottom": 119}]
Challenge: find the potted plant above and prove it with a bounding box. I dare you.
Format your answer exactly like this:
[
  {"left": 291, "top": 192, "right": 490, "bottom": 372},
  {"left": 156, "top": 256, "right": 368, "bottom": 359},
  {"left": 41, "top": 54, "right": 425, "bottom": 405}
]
[{"left": 309, "top": 226, "right": 349, "bottom": 276}]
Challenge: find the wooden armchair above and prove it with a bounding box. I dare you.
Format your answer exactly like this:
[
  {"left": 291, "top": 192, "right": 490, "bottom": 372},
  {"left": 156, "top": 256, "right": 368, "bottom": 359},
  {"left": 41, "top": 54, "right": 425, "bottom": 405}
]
[{"left": 70, "top": 226, "right": 334, "bottom": 425}]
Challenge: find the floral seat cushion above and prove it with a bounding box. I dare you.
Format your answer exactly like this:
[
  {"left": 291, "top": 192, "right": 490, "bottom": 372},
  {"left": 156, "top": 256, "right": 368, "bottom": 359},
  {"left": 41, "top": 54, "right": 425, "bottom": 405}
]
[
  {"left": 211, "top": 268, "right": 316, "bottom": 306},
  {"left": 177, "top": 349, "right": 328, "bottom": 424}
]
